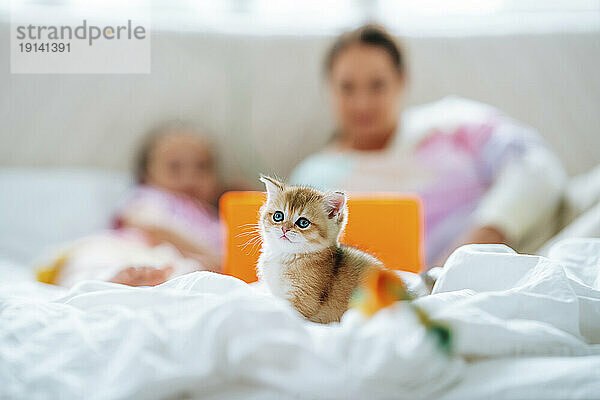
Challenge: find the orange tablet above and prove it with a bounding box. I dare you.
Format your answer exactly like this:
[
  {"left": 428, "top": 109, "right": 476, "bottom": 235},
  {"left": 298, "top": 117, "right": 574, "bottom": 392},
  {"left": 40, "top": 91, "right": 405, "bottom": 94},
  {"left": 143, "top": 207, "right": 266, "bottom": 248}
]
[{"left": 219, "top": 191, "right": 424, "bottom": 283}]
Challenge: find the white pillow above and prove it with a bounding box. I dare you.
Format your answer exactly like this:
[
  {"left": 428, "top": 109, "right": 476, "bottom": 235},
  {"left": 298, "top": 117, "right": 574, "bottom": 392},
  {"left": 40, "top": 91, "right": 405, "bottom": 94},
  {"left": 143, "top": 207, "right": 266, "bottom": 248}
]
[
  {"left": 564, "top": 163, "right": 600, "bottom": 220},
  {"left": 0, "top": 168, "right": 131, "bottom": 265}
]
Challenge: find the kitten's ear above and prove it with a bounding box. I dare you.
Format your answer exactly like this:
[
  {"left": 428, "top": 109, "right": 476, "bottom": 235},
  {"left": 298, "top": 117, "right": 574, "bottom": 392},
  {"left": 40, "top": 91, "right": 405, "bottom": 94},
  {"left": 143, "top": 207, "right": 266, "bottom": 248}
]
[
  {"left": 260, "top": 175, "right": 284, "bottom": 202},
  {"left": 323, "top": 191, "right": 346, "bottom": 219}
]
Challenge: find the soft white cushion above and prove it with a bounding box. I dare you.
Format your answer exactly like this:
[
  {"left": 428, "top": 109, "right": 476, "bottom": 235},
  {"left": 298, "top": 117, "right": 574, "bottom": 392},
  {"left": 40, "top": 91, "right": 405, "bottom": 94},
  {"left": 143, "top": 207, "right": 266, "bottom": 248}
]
[
  {"left": 564, "top": 163, "right": 600, "bottom": 219},
  {"left": 537, "top": 163, "right": 600, "bottom": 255},
  {"left": 0, "top": 168, "right": 130, "bottom": 265}
]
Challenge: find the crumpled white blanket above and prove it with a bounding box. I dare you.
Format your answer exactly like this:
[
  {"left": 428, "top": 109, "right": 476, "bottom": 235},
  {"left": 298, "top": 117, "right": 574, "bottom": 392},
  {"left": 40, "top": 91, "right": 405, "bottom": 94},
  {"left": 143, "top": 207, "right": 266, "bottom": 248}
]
[
  {"left": 421, "top": 239, "right": 600, "bottom": 358},
  {"left": 2, "top": 238, "right": 600, "bottom": 400},
  {"left": 0, "top": 272, "right": 460, "bottom": 400}
]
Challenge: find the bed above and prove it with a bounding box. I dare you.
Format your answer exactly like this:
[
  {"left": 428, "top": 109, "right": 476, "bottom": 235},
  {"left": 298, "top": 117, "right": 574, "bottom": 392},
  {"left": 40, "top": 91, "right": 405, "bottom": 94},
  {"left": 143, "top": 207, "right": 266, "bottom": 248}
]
[
  {"left": 2, "top": 239, "right": 600, "bottom": 399},
  {"left": 1, "top": 168, "right": 600, "bottom": 399}
]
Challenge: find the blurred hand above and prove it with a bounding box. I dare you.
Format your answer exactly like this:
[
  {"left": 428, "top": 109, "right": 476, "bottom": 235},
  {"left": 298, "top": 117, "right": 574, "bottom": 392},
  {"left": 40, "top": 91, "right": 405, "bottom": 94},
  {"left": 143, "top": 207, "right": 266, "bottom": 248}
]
[
  {"left": 462, "top": 225, "right": 506, "bottom": 245},
  {"left": 432, "top": 225, "right": 507, "bottom": 268},
  {"left": 109, "top": 266, "right": 174, "bottom": 287}
]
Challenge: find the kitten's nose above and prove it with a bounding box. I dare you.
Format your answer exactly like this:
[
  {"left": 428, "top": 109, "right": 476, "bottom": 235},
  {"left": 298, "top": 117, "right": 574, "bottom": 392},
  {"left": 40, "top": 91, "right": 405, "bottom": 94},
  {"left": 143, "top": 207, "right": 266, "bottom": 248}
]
[{"left": 281, "top": 226, "right": 289, "bottom": 234}]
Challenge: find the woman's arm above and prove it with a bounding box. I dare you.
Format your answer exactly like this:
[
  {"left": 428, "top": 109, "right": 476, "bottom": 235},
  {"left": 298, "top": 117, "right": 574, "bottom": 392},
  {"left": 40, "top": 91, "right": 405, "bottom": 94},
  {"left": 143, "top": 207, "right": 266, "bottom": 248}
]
[
  {"left": 472, "top": 145, "right": 566, "bottom": 246},
  {"left": 434, "top": 128, "right": 566, "bottom": 267}
]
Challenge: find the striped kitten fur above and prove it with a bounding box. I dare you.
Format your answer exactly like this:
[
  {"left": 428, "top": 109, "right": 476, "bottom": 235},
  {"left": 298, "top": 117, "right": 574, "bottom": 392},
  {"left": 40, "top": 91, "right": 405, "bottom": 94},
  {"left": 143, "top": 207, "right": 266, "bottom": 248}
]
[{"left": 256, "top": 175, "right": 384, "bottom": 324}]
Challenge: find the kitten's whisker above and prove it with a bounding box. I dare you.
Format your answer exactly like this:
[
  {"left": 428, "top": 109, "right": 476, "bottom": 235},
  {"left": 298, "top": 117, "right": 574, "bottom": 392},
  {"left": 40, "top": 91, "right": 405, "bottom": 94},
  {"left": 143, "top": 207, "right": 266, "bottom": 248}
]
[
  {"left": 239, "top": 235, "right": 260, "bottom": 250},
  {"left": 239, "top": 235, "right": 262, "bottom": 254},
  {"left": 235, "top": 227, "right": 260, "bottom": 237},
  {"left": 237, "top": 223, "right": 259, "bottom": 229},
  {"left": 236, "top": 230, "right": 259, "bottom": 238},
  {"left": 239, "top": 238, "right": 253, "bottom": 248},
  {"left": 236, "top": 232, "right": 260, "bottom": 239},
  {"left": 237, "top": 226, "right": 259, "bottom": 231},
  {"left": 247, "top": 236, "right": 263, "bottom": 254}
]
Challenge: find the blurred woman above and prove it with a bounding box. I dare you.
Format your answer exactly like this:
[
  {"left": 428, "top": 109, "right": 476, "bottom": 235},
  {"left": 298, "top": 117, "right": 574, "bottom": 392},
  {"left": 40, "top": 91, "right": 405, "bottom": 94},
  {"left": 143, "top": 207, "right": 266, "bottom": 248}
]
[{"left": 291, "top": 25, "right": 566, "bottom": 266}]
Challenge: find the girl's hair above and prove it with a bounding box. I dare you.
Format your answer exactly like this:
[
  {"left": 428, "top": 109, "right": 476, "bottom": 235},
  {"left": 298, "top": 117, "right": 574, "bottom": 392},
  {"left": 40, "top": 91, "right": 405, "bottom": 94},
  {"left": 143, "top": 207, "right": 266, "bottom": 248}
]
[
  {"left": 325, "top": 24, "right": 405, "bottom": 76},
  {"left": 134, "top": 120, "right": 213, "bottom": 184}
]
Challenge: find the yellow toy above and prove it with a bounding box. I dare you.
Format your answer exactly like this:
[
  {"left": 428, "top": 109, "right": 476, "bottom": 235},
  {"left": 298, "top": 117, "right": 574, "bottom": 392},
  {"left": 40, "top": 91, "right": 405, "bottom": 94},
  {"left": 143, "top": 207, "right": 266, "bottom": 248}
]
[
  {"left": 351, "top": 268, "right": 452, "bottom": 354},
  {"left": 35, "top": 251, "right": 69, "bottom": 285}
]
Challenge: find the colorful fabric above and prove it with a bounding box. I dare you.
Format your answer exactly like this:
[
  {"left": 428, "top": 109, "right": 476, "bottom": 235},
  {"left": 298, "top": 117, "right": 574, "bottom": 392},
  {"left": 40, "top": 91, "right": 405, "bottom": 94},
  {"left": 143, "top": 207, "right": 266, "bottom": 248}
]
[
  {"left": 291, "top": 97, "right": 566, "bottom": 265},
  {"left": 114, "top": 185, "right": 223, "bottom": 253}
]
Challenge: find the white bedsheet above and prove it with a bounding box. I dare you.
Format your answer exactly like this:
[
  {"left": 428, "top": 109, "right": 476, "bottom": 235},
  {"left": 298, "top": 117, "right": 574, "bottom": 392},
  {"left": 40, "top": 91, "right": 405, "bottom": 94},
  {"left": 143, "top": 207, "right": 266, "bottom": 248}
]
[{"left": 2, "top": 239, "right": 600, "bottom": 399}]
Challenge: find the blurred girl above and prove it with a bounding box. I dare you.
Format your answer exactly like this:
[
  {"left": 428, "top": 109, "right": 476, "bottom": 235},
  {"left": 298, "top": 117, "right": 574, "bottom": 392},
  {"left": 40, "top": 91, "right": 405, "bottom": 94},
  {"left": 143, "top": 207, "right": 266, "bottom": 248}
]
[{"left": 49, "top": 121, "right": 224, "bottom": 287}]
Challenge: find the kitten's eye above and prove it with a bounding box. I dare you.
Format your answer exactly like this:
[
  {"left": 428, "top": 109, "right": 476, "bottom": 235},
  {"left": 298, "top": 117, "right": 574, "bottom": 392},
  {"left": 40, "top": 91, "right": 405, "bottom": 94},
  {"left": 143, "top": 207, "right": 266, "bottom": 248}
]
[
  {"left": 272, "top": 211, "right": 284, "bottom": 222},
  {"left": 295, "top": 217, "right": 310, "bottom": 229}
]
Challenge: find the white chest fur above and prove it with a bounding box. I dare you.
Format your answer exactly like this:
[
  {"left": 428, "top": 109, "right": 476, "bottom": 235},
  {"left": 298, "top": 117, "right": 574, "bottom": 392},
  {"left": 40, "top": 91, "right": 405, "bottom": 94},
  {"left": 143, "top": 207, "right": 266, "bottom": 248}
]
[{"left": 257, "top": 249, "right": 294, "bottom": 300}]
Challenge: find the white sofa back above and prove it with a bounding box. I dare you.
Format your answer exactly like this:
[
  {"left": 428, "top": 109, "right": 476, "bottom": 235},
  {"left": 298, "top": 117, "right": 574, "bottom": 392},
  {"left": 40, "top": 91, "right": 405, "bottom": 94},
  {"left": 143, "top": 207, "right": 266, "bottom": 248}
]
[
  {"left": 1, "top": 25, "right": 599, "bottom": 186},
  {"left": 0, "top": 168, "right": 130, "bottom": 265}
]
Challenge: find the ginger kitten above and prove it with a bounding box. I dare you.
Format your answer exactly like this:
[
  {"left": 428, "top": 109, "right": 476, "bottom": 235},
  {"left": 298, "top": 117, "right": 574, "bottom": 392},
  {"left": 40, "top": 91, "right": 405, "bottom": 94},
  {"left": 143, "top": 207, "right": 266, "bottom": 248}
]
[{"left": 256, "top": 175, "right": 384, "bottom": 324}]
